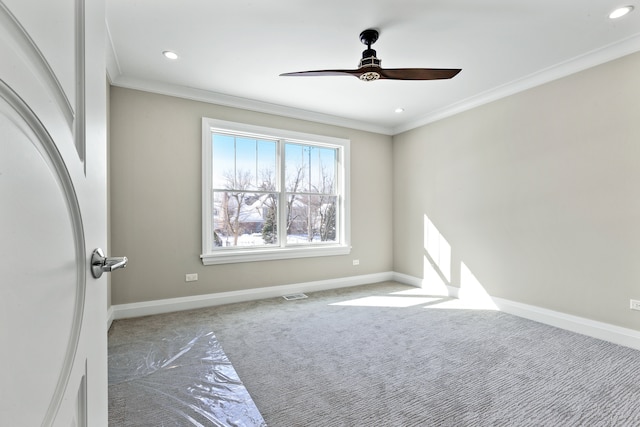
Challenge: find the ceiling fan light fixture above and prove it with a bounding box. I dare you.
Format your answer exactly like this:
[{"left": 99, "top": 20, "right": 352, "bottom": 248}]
[
  {"left": 360, "top": 71, "right": 380, "bottom": 81},
  {"left": 162, "top": 50, "right": 179, "bottom": 60},
  {"left": 395, "top": 108, "right": 405, "bottom": 113},
  {"left": 609, "top": 5, "right": 633, "bottom": 19}
]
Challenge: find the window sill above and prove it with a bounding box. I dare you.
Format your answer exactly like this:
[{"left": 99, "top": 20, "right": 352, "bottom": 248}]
[{"left": 201, "top": 245, "right": 351, "bottom": 265}]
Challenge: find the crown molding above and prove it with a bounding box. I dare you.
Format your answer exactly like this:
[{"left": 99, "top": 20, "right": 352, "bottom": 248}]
[
  {"left": 393, "top": 33, "right": 640, "bottom": 134},
  {"left": 105, "top": 20, "right": 121, "bottom": 84},
  {"left": 109, "top": 75, "right": 395, "bottom": 135}
]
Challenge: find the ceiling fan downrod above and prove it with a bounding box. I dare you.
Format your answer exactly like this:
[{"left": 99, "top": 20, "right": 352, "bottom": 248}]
[{"left": 358, "top": 29, "right": 382, "bottom": 81}]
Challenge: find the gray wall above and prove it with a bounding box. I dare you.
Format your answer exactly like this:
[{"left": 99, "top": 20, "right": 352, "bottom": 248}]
[
  {"left": 110, "top": 51, "right": 640, "bottom": 332},
  {"left": 393, "top": 51, "right": 640, "bottom": 330},
  {"left": 109, "top": 87, "right": 393, "bottom": 304}
]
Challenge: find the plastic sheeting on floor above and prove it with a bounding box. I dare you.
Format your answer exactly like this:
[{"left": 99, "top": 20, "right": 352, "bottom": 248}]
[{"left": 108, "top": 326, "right": 266, "bottom": 427}]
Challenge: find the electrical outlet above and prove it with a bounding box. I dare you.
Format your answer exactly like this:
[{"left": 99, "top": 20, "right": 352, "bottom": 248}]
[
  {"left": 630, "top": 299, "right": 640, "bottom": 311},
  {"left": 352, "top": 259, "right": 360, "bottom": 266},
  {"left": 185, "top": 273, "right": 198, "bottom": 282}
]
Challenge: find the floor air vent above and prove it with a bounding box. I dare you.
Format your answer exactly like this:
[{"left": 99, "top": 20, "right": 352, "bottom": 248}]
[{"left": 283, "top": 293, "right": 308, "bottom": 301}]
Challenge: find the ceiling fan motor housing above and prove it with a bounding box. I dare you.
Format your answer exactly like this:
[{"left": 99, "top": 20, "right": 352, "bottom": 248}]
[
  {"left": 359, "top": 53, "right": 382, "bottom": 80},
  {"left": 359, "top": 50, "right": 382, "bottom": 81},
  {"left": 359, "top": 49, "right": 381, "bottom": 68}
]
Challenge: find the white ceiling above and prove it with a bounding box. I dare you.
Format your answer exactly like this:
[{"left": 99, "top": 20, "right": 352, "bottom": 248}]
[{"left": 106, "top": 0, "right": 640, "bottom": 135}]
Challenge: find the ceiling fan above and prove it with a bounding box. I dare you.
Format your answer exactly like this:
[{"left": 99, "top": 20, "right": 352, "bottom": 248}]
[{"left": 280, "top": 29, "right": 461, "bottom": 82}]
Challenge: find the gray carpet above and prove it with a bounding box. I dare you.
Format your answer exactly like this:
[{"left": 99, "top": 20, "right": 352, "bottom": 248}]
[{"left": 110, "top": 281, "right": 640, "bottom": 426}]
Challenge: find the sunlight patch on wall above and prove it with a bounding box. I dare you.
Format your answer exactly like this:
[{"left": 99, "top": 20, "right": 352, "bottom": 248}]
[
  {"left": 422, "top": 255, "right": 450, "bottom": 295},
  {"left": 458, "top": 262, "right": 498, "bottom": 310},
  {"left": 421, "top": 214, "right": 452, "bottom": 295},
  {"left": 424, "top": 215, "right": 451, "bottom": 281}
]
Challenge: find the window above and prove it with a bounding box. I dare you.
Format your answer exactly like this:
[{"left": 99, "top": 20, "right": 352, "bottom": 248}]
[{"left": 201, "top": 118, "right": 350, "bottom": 265}]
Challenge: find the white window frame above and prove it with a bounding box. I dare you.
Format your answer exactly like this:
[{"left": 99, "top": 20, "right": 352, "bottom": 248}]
[{"left": 201, "top": 118, "right": 351, "bottom": 265}]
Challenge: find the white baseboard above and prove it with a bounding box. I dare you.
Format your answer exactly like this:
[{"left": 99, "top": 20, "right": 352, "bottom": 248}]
[
  {"left": 107, "top": 305, "right": 115, "bottom": 331},
  {"left": 392, "top": 273, "right": 640, "bottom": 351},
  {"left": 110, "top": 271, "right": 394, "bottom": 321},
  {"left": 391, "top": 272, "right": 452, "bottom": 295},
  {"left": 108, "top": 271, "right": 640, "bottom": 351},
  {"left": 491, "top": 296, "right": 640, "bottom": 351}
]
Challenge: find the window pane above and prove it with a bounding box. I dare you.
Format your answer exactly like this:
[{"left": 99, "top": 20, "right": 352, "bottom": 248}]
[
  {"left": 256, "top": 140, "right": 277, "bottom": 192},
  {"left": 285, "top": 143, "right": 306, "bottom": 192},
  {"left": 212, "top": 134, "right": 276, "bottom": 191},
  {"left": 285, "top": 143, "right": 336, "bottom": 194},
  {"left": 234, "top": 137, "right": 256, "bottom": 189},
  {"left": 286, "top": 194, "right": 337, "bottom": 244},
  {"left": 212, "top": 191, "right": 278, "bottom": 248},
  {"left": 212, "top": 134, "right": 235, "bottom": 189},
  {"left": 310, "top": 146, "right": 336, "bottom": 194}
]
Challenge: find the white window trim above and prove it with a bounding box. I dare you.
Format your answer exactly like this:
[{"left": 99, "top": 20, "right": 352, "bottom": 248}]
[{"left": 201, "top": 118, "right": 351, "bottom": 265}]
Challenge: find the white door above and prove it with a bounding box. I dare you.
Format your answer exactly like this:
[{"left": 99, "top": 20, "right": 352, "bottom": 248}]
[{"left": 0, "top": 0, "right": 108, "bottom": 426}]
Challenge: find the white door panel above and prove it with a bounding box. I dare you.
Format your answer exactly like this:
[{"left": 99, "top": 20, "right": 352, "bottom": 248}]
[
  {"left": 0, "top": 0, "right": 108, "bottom": 425},
  {"left": 0, "top": 81, "right": 84, "bottom": 426},
  {"left": 2, "top": 0, "right": 77, "bottom": 114}
]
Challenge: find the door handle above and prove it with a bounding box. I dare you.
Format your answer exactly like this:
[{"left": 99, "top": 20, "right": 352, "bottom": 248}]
[{"left": 91, "top": 248, "right": 128, "bottom": 279}]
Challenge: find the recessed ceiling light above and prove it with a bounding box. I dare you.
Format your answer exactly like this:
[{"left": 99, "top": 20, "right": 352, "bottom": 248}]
[
  {"left": 609, "top": 5, "right": 634, "bottom": 19},
  {"left": 162, "top": 50, "right": 179, "bottom": 60},
  {"left": 395, "top": 108, "right": 405, "bottom": 113}
]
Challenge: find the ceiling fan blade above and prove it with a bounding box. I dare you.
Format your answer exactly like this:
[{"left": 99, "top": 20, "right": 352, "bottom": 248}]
[
  {"left": 378, "top": 68, "right": 461, "bottom": 80},
  {"left": 280, "top": 69, "right": 362, "bottom": 77}
]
